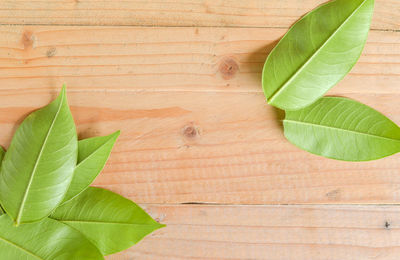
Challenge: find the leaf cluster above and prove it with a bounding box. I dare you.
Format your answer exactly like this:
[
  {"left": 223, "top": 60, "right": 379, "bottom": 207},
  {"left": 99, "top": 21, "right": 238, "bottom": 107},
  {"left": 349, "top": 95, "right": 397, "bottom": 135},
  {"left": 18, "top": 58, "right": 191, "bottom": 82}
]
[
  {"left": 262, "top": 0, "right": 400, "bottom": 161},
  {"left": 0, "top": 86, "right": 164, "bottom": 259}
]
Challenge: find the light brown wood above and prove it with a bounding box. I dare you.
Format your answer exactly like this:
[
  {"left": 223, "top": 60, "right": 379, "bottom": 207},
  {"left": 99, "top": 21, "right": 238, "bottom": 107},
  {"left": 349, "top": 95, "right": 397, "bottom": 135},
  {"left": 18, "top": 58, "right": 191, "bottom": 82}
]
[
  {"left": 107, "top": 204, "right": 400, "bottom": 260},
  {"left": 0, "top": 26, "right": 397, "bottom": 94},
  {"left": 1, "top": 0, "right": 400, "bottom": 259},
  {"left": 0, "top": 0, "right": 398, "bottom": 30},
  {"left": 0, "top": 26, "right": 399, "bottom": 204}
]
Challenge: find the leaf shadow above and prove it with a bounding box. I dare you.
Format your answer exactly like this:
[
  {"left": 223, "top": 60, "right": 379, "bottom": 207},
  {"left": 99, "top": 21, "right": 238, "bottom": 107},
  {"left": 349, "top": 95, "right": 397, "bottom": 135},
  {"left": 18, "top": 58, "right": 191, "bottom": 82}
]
[
  {"left": 245, "top": 39, "right": 280, "bottom": 79},
  {"left": 271, "top": 106, "right": 285, "bottom": 131},
  {"left": 246, "top": 0, "right": 332, "bottom": 137},
  {"left": 245, "top": 40, "right": 286, "bottom": 132}
]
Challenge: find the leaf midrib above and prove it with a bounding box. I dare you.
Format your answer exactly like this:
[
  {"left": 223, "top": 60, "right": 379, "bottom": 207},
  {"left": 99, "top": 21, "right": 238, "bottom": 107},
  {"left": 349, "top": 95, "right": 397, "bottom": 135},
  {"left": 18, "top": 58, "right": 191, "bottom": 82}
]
[
  {"left": 284, "top": 119, "right": 400, "bottom": 143},
  {"left": 268, "top": 0, "right": 369, "bottom": 103},
  {"left": 15, "top": 93, "right": 65, "bottom": 225},
  {"left": 0, "top": 236, "right": 44, "bottom": 260}
]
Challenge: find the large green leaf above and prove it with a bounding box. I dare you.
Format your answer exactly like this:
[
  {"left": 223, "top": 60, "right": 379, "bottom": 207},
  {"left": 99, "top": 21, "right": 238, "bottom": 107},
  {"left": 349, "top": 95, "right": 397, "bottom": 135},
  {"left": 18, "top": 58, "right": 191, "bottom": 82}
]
[
  {"left": 284, "top": 97, "right": 400, "bottom": 161},
  {"left": 51, "top": 187, "right": 165, "bottom": 256},
  {"left": 62, "top": 131, "right": 120, "bottom": 203},
  {"left": 0, "top": 215, "right": 103, "bottom": 259},
  {"left": 0, "top": 87, "right": 78, "bottom": 225},
  {"left": 262, "top": 0, "right": 374, "bottom": 110}
]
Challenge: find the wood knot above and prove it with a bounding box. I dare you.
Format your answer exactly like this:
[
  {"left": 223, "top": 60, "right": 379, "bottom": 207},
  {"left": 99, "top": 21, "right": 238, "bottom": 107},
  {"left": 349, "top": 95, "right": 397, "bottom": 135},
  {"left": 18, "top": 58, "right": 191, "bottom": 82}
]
[
  {"left": 46, "top": 47, "right": 57, "bottom": 58},
  {"left": 21, "top": 30, "right": 35, "bottom": 50},
  {"left": 219, "top": 57, "right": 239, "bottom": 80},
  {"left": 325, "top": 189, "right": 341, "bottom": 200},
  {"left": 182, "top": 124, "right": 198, "bottom": 138},
  {"left": 385, "top": 221, "right": 391, "bottom": 230}
]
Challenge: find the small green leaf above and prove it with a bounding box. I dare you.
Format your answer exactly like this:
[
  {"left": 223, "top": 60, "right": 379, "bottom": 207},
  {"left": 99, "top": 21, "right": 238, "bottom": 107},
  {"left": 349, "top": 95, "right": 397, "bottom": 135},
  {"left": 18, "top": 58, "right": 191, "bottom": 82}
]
[
  {"left": 262, "top": 0, "right": 375, "bottom": 110},
  {"left": 0, "top": 87, "right": 78, "bottom": 225},
  {"left": 62, "top": 131, "right": 120, "bottom": 203},
  {"left": 0, "top": 215, "right": 103, "bottom": 259},
  {"left": 284, "top": 97, "right": 400, "bottom": 161},
  {"left": 51, "top": 187, "right": 165, "bottom": 256}
]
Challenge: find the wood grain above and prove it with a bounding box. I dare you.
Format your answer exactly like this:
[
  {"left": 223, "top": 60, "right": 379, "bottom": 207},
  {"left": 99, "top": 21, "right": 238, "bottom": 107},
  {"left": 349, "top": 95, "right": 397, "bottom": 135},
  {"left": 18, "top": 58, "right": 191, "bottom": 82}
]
[
  {"left": 107, "top": 204, "right": 400, "bottom": 260},
  {"left": 1, "top": 1, "right": 399, "bottom": 259},
  {"left": 0, "top": 26, "right": 399, "bottom": 204},
  {"left": 0, "top": 0, "right": 398, "bottom": 30},
  {"left": 0, "top": 26, "right": 398, "bottom": 94},
  {"left": 1, "top": 1, "right": 400, "bottom": 259}
]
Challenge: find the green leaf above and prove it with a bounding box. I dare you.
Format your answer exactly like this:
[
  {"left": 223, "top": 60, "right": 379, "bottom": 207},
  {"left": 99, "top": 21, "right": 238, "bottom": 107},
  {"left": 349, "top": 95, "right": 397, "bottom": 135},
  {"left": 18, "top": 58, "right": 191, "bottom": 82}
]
[
  {"left": 51, "top": 187, "right": 165, "bottom": 256},
  {"left": 0, "top": 147, "right": 5, "bottom": 214},
  {"left": 62, "top": 131, "right": 120, "bottom": 203},
  {"left": 0, "top": 87, "right": 78, "bottom": 225},
  {"left": 284, "top": 97, "right": 400, "bottom": 161},
  {"left": 0, "top": 215, "right": 103, "bottom": 259},
  {"left": 262, "top": 0, "right": 375, "bottom": 110}
]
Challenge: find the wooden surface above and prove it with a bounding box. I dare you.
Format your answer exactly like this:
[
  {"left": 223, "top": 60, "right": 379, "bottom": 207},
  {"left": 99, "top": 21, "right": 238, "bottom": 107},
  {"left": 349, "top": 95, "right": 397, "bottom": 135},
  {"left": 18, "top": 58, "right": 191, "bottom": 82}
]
[
  {"left": 0, "top": 0, "right": 399, "bottom": 259},
  {"left": 0, "top": 0, "right": 398, "bottom": 30},
  {"left": 109, "top": 204, "right": 400, "bottom": 260},
  {"left": 0, "top": 26, "right": 399, "bottom": 204}
]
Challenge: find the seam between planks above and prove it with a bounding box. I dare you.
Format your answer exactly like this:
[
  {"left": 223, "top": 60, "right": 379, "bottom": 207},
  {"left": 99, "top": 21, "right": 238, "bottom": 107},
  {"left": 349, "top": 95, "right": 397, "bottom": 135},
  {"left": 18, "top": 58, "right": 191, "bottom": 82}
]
[
  {"left": 140, "top": 202, "right": 400, "bottom": 206},
  {"left": 0, "top": 23, "right": 397, "bottom": 33}
]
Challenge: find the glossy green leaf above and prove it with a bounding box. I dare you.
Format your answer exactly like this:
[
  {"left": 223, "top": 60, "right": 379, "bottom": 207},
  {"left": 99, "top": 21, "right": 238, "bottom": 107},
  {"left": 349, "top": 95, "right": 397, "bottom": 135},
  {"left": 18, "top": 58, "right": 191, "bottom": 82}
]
[
  {"left": 284, "top": 97, "right": 400, "bottom": 161},
  {"left": 62, "top": 131, "right": 120, "bottom": 203},
  {"left": 262, "top": 0, "right": 375, "bottom": 110},
  {"left": 0, "top": 215, "right": 103, "bottom": 259},
  {"left": 0, "top": 87, "right": 78, "bottom": 225},
  {"left": 51, "top": 187, "right": 165, "bottom": 256}
]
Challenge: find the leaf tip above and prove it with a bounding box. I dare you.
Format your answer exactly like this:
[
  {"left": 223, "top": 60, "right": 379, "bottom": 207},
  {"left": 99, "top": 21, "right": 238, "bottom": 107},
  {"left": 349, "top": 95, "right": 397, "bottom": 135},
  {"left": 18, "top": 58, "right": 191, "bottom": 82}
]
[
  {"left": 106, "top": 130, "right": 120, "bottom": 143},
  {"left": 58, "top": 84, "right": 67, "bottom": 102},
  {"left": 113, "top": 130, "right": 121, "bottom": 137}
]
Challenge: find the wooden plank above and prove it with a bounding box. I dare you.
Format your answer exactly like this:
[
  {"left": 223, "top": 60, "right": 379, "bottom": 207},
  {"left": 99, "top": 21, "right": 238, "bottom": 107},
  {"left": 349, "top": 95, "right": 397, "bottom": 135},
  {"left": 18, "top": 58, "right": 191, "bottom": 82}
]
[
  {"left": 108, "top": 204, "right": 400, "bottom": 260},
  {"left": 0, "top": 26, "right": 399, "bottom": 204},
  {"left": 0, "top": 0, "right": 398, "bottom": 30},
  {"left": 0, "top": 26, "right": 398, "bottom": 94}
]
